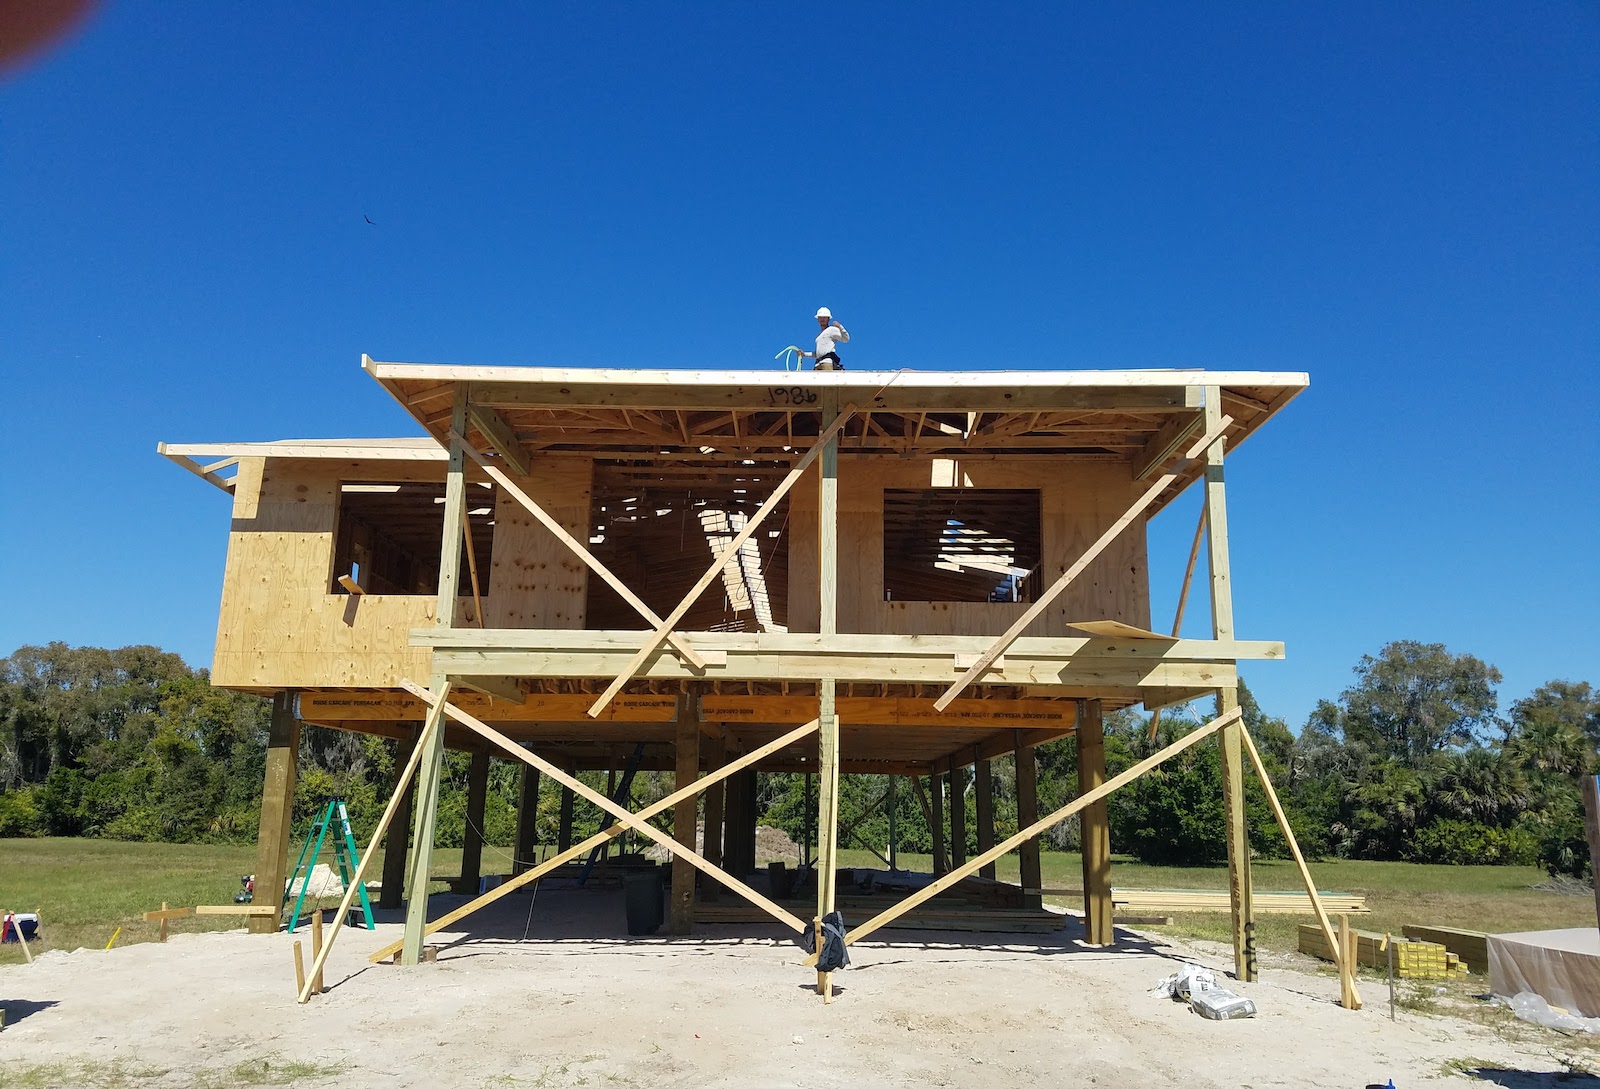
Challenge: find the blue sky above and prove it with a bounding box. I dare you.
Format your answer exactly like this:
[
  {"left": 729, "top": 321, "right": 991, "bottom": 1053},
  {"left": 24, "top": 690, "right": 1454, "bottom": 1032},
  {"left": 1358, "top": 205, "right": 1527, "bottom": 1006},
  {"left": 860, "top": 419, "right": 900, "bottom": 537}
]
[{"left": 2, "top": 3, "right": 1595, "bottom": 729}]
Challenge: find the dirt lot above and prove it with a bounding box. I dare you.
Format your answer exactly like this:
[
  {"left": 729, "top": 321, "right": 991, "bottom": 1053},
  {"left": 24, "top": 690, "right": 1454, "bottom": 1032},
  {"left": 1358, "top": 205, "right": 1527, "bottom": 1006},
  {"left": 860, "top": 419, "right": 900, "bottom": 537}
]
[{"left": 1, "top": 883, "right": 1593, "bottom": 1089}]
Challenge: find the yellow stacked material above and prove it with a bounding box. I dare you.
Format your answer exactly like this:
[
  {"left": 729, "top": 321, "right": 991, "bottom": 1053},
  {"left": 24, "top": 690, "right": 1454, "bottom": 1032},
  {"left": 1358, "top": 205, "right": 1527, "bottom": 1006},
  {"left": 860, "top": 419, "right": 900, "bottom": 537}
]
[
  {"left": 1402, "top": 925, "right": 1488, "bottom": 974},
  {"left": 1298, "top": 924, "right": 1459, "bottom": 980},
  {"left": 1114, "top": 888, "right": 1368, "bottom": 914}
]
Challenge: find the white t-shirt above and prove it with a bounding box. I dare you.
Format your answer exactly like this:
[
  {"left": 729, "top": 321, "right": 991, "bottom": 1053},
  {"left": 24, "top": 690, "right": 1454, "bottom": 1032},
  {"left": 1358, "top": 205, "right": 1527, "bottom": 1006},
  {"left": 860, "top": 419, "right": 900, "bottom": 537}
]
[{"left": 807, "top": 324, "right": 849, "bottom": 358}]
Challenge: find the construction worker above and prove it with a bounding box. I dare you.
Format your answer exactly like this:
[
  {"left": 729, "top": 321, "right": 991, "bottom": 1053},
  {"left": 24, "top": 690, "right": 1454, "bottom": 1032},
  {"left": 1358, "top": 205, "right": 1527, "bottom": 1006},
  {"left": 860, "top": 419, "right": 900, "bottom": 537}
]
[{"left": 801, "top": 307, "right": 849, "bottom": 371}]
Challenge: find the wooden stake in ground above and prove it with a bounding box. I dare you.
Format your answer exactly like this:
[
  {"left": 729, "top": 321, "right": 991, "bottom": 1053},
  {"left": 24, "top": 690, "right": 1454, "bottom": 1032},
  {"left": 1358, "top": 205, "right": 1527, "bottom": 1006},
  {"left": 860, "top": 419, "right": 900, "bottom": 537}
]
[
  {"left": 310, "top": 910, "right": 325, "bottom": 995},
  {"left": 293, "top": 940, "right": 306, "bottom": 996}
]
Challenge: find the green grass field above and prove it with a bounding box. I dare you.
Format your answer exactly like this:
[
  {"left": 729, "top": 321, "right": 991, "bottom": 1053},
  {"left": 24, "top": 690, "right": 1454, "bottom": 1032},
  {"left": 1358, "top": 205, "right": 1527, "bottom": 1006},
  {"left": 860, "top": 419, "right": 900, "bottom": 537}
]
[{"left": 2, "top": 838, "right": 1592, "bottom": 969}]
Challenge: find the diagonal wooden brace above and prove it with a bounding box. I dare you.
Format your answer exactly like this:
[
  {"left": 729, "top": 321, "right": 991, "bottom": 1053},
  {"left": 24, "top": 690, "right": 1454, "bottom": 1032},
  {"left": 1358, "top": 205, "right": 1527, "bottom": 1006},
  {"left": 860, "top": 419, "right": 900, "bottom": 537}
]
[
  {"left": 933, "top": 415, "right": 1234, "bottom": 710},
  {"left": 845, "top": 705, "right": 1242, "bottom": 946},
  {"left": 450, "top": 432, "right": 707, "bottom": 671},
  {"left": 367, "top": 711, "right": 822, "bottom": 963},
  {"left": 585, "top": 406, "right": 858, "bottom": 718},
  {"left": 401, "top": 680, "right": 808, "bottom": 932},
  {"left": 1238, "top": 721, "right": 1351, "bottom": 987},
  {"left": 296, "top": 680, "right": 453, "bottom": 1003}
]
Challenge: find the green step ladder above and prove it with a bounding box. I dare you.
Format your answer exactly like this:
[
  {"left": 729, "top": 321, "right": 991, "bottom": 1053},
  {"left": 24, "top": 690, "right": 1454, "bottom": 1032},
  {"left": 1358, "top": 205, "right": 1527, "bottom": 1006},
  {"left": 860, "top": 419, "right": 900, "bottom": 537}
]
[{"left": 284, "top": 798, "right": 375, "bottom": 933}]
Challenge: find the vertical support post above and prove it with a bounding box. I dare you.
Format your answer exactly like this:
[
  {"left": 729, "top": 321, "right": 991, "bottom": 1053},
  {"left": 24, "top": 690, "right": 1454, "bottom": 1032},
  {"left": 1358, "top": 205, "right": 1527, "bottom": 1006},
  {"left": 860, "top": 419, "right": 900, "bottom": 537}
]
[
  {"left": 929, "top": 772, "right": 947, "bottom": 875},
  {"left": 722, "top": 761, "right": 743, "bottom": 878},
  {"left": 402, "top": 385, "right": 469, "bottom": 965},
  {"left": 459, "top": 748, "right": 491, "bottom": 891},
  {"left": 1205, "top": 384, "right": 1255, "bottom": 982},
  {"left": 702, "top": 730, "right": 726, "bottom": 901},
  {"left": 887, "top": 775, "right": 899, "bottom": 871},
  {"left": 557, "top": 785, "right": 575, "bottom": 852},
  {"left": 1078, "top": 699, "right": 1113, "bottom": 945},
  {"left": 815, "top": 390, "right": 841, "bottom": 1002},
  {"left": 1014, "top": 733, "right": 1042, "bottom": 910},
  {"left": 401, "top": 677, "right": 452, "bottom": 964},
  {"left": 250, "top": 690, "right": 300, "bottom": 934},
  {"left": 513, "top": 763, "right": 541, "bottom": 875},
  {"left": 948, "top": 767, "right": 967, "bottom": 869},
  {"left": 1582, "top": 775, "right": 1600, "bottom": 931},
  {"left": 973, "top": 756, "right": 995, "bottom": 879},
  {"left": 670, "top": 686, "right": 702, "bottom": 934},
  {"left": 380, "top": 727, "right": 418, "bottom": 909}
]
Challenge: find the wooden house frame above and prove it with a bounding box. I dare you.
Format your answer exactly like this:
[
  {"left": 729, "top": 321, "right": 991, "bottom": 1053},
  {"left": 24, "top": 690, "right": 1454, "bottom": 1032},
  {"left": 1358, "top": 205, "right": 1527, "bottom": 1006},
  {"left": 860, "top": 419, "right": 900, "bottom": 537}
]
[{"left": 161, "top": 357, "right": 1329, "bottom": 1002}]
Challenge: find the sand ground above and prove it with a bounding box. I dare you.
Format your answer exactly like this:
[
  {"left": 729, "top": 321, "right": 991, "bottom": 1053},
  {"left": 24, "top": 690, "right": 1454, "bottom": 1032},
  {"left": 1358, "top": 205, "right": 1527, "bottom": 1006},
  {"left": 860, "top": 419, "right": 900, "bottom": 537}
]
[{"left": 0, "top": 882, "right": 1592, "bottom": 1089}]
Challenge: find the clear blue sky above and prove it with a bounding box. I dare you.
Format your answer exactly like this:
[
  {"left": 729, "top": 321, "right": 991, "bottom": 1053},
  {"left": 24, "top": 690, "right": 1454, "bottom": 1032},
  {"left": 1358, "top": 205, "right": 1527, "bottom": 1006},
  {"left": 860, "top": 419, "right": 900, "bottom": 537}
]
[{"left": 2, "top": 3, "right": 1595, "bottom": 729}]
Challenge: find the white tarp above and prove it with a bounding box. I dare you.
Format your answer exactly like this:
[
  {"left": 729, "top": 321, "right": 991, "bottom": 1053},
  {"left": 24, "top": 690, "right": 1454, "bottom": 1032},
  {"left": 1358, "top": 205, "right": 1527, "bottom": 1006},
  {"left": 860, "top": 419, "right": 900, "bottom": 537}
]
[{"left": 1489, "top": 928, "right": 1600, "bottom": 1018}]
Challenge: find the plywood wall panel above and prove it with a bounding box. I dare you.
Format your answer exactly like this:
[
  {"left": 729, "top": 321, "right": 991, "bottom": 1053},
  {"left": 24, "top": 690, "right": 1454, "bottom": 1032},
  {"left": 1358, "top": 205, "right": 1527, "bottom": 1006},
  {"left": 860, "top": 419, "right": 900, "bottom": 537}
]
[
  {"left": 212, "top": 460, "right": 439, "bottom": 689},
  {"left": 486, "top": 456, "right": 592, "bottom": 630},
  {"left": 787, "top": 457, "right": 1149, "bottom": 637}
]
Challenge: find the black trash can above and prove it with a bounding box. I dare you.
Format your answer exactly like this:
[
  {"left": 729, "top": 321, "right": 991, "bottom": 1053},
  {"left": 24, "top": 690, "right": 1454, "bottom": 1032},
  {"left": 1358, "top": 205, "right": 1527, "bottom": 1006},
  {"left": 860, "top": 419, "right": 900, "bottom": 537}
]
[{"left": 623, "top": 866, "right": 664, "bottom": 935}]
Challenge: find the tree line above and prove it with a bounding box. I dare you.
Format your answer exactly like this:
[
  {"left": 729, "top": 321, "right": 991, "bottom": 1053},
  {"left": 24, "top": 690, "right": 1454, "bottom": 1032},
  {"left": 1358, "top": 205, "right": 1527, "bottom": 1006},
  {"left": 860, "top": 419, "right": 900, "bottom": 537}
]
[{"left": 1, "top": 640, "right": 1595, "bottom": 877}]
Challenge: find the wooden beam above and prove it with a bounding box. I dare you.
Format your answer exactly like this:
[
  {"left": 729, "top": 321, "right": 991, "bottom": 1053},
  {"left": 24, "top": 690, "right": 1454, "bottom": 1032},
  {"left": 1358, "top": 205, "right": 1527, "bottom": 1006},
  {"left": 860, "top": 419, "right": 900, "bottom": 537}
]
[
  {"left": 814, "top": 391, "right": 842, "bottom": 1003},
  {"left": 379, "top": 729, "right": 417, "bottom": 909},
  {"left": 1238, "top": 722, "right": 1353, "bottom": 994},
  {"left": 948, "top": 766, "right": 967, "bottom": 869},
  {"left": 1205, "top": 385, "right": 1254, "bottom": 983},
  {"left": 1585, "top": 775, "right": 1600, "bottom": 931},
  {"left": 701, "top": 731, "right": 726, "bottom": 901},
  {"left": 451, "top": 432, "right": 707, "bottom": 671},
  {"left": 400, "top": 675, "right": 454, "bottom": 965},
  {"left": 846, "top": 707, "right": 1241, "bottom": 947},
  {"left": 431, "top": 645, "right": 1239, "bottom": 690},
  {"left": 399, "top": 680, "right": 808, "bottom": 933},
  {"left": 930, "top": 770, "right": 947, "bottom": 874},
  {"left": 670, "top": 687, "right": 701, "bottom": 934},
  {"left": 459, "top": 749, "right": 491, "bottom": 891},
  {"left": 973, "top": 756, "right": 995, "bottom": 879},
  {"left": 158, "top": 448, "right": 236, "bottom": 493},
  {"left": 1078, "top": 699, "right": 1112, "bottom": 945},
  {"left": 933, "top": 415, "right": 1235, "bottom": 709},
  {"left": 464, "top": 379, "right": 1202, "bottom": 414},
  {"left": 249, "top": 691, "right": 299, "bottom": 935},
  {"left": 418, "top": 628, "right": 1282, "bottom": 661},
  {"left": 1132, "top": 411, "right": 1204, "bottom": 480},
  {"left": 464, "top": 402, "right": 531, "bottom": 476},
  {"left": 584, "top": 406, "right": 857, "bottom": 716},
  {"left": 1015, "top": 733, "right": 1041, "bottom": 910},
  {"left": 513, "top": 762, "right": 541, "bottom": 875}
]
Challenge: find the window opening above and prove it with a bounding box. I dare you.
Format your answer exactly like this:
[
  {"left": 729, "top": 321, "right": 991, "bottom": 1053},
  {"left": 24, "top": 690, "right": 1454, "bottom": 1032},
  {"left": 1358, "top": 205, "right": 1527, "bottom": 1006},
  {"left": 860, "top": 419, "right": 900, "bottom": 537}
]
[
  {"left": 332, "top": 481, "right": 494, "bottom": 595},
  {"left": 585, "top": 463, "right": 790, "bottom": 632},
  {"left": 883, "top": 489, "right": 1041, "bottom": 602}
]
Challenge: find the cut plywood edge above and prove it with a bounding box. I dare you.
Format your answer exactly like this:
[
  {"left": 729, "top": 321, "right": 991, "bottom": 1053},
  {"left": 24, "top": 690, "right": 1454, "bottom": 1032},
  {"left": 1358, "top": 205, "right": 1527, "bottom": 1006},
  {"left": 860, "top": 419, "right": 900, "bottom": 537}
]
[{"left": 1066, "top": 620, "right": 1175, "bottom": 641}]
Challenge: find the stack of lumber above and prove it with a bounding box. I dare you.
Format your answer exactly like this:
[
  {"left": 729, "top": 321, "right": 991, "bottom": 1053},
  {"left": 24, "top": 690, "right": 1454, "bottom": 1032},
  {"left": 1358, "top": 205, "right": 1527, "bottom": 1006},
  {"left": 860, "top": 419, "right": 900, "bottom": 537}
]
[
  {"left": 1402, "top": 925, "right": 1488, "bottom": 974},
  {"left": 1298, "top": 924, "right": 1468, "bottom": 980},
  {"left": 694, "top": 900, "right": 1062, "bottom": 935},
  {"left": 1112, "top": 888, "right": 1368, "bottom": 915}
]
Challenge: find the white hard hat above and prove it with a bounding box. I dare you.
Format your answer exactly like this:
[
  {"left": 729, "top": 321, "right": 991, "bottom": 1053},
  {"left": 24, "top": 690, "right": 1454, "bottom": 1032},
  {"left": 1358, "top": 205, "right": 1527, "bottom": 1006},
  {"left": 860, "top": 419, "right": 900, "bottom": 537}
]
[{"left": 815, "top": 307, "right": 831, "bottom": 319}]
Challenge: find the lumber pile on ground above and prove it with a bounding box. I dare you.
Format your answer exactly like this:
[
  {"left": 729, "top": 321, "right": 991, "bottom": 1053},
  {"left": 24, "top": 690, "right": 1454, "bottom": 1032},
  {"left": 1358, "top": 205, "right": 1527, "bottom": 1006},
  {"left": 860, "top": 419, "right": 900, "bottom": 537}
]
[
  {"left": 1402, "top": 925, "right": 1488, "bottom": 974},
  {"left": 1298, "top": 924, "right": 1467, "bottom": 980},
  {"left": 1112, "top": 888, "right": 1368, "bottom": 914},
  {"left": 694, "top": 897, "right": 1062, "bottom": 935}
]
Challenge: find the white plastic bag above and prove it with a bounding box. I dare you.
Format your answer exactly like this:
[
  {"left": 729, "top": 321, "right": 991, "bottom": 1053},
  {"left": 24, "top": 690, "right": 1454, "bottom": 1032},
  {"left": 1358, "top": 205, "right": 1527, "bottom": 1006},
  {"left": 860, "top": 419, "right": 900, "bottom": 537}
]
[
  {"left": 1493, "top": 992, "right": 1600, "bottom": 1034},
  {"left": 1152, "top": 962, "right": 1218, "bottom": 1000}
]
